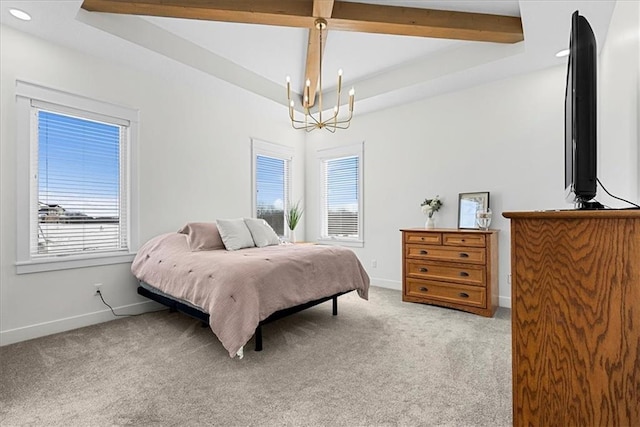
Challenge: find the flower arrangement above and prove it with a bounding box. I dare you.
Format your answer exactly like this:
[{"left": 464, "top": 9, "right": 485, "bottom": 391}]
[{"left": 421, "top": 195, "right": 442, "bottom": 218}]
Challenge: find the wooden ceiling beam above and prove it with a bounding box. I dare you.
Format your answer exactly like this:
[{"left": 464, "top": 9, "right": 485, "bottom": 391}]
[
  {"left": 81, "top": 0, "right": 523, "bottom": 43},
  {"left": 304, "top": 0, "right": 334, "bottom": 108},
  {"left": 81, "top": 0, "right": 317, "bottom": 28},
  {"left": 81, "top": 0, "right": 524, "bottom": 106},
  {"left": 329, "top": 2, "right": 523, "bottom": 44},
  {"left": 313, "top": 0, "right": 334, "bottom": 19}
]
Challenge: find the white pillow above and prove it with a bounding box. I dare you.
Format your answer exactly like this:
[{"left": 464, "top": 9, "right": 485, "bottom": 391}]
[
  {"left": 215, "top": 218, "right": 255, "bottom": 251},
  {"left": 244, "top": 218, "right": 280, "bottom": 248}
]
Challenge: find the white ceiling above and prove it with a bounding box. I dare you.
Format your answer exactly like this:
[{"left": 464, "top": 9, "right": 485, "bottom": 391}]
[{"left": 0, "top": 1, "right": 617, "bottom": 116}]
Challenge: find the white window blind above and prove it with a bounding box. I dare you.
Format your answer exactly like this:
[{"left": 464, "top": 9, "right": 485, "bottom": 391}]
[
  {"left": 318, "top": 143, "right": 363, "bottom": 245},
  {"left": 255, "top": 155, "right": 289, "bottom": 235},
  {"left": 251, "top": 139, "right": 293, "bottom": 237},
  {"left": 32, "top": 108, "right": 129, "bottom": 257},
  {"left": 323, "top": 156, "right": 359, "bottom": 236}
]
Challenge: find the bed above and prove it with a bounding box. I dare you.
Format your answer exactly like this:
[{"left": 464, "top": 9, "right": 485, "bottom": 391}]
[{"left": 131, "top": 221, "right": 370, "bottom": 358}]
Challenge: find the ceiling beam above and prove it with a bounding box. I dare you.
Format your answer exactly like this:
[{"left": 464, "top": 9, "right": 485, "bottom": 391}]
[
  {"left": 81, "top": 0, "right": 317, "bottom": 27},
  {"left": 81, "top": 0, "right": 524, "bottom": 107},
  {"left": 329, "top": 2, "right": 523, "bottom": 44},
  {"left": 303, "top": 26, "right": 324, "bottom": 108},
  {"left": 80, "top": 0, "right": 523, "bottom": 44},
  {"left": 312, "top": 0, "right": 334, "bottom": 19},
  {"left": 304, "top": 0, "right": 334, "bottom": 108}
]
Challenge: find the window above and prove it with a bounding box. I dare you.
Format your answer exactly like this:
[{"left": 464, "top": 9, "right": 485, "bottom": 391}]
[
  {"left": 16, "top": 81, "right": 139, "bottom": 274},
  {"left": 251, "top": 139, "right": 293, "bottom": 237},
  {"left": 317, "top": 143, "right": 364, "bottom": 246},
  {"left": 36, "top": 110, "right": 126, "bottom": 255}
]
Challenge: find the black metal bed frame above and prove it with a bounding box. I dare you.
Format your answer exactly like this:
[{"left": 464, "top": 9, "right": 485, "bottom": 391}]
[{"left": 137, "top": 286, "right": 352, "bottom": 352}]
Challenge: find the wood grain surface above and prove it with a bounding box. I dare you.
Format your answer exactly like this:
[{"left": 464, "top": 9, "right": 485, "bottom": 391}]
[
  {"left": 401, "top": 228, "right": 498, "bottom": 317},
  {"left": 506, "top": 212, "right": 640, "bottom": 426}
]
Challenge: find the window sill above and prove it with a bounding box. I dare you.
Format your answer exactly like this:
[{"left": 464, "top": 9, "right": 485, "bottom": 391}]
[
  {"left": 316, "top": 238, "right": 364, "bottom": 248},
  {"left": 16, "top": 252, "right": 136, "bottom": 275}
]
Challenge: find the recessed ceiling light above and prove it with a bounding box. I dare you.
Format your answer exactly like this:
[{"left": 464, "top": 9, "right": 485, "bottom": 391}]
[
  {"left": 9, "top": 8, "right": 31, "bottom": 21},
  {"left": 556, "top": 49, "right": 570, "bottom": 58}
]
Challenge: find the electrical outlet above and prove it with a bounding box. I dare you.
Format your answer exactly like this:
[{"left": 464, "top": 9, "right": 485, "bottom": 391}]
[
  {"left": 507, "top": 274, "right": 512, "bottom": 285},
  {"left": 371, "top": 259, "right": 377, "bottom": 268},
  {"left": 94, "top": 283, "right": 103, "bottom": 296}
]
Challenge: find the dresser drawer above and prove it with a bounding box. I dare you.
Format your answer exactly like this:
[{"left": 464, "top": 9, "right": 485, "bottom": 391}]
[
  {"left": 406, "top": 278, "right": 486, "bottom": 308},
  {"left": 443, "top": 233, "right": 485, "bottom": 247},
  {"left": 405, "top": 244, "right": 485, "bottom": 264},
  {"left": 404, "top": 232, "right": 441, "bottom": 245},
  {"left": 406, "top": 259, "right": 486, "bottom": 286},
  {"left": 401, "top": 228, "right": 498, "bottom": 317}
]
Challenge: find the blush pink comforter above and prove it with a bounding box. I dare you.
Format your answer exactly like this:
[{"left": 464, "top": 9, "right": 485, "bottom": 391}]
[{"left": 131, "top": 233, "right": 370, "bottom": 357}]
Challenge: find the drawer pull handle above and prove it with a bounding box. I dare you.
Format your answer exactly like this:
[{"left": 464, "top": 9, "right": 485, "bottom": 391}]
[
  {"left": 459, "top": 271, "right": 469, "bottom": 277},
  {"left": 419, "top": 267, "right": 428, "bottom": 272},
  {"left": 459, "top": 292, "right": 469, "bottom": 298},
  {"left": 419, "top": 287, "right": 428, "bottom": 292},
  {"left": 419, "top": 250, "right": 428, "bottom": 255},
  {"left": 459, "top": 253, "right": 469, "bottom": 258},
  {"left": 420, "top": 237, "right": 425, "bottom": 240},
  {"left": 461, "top": 239, "right": 466, "bottom": 242}
]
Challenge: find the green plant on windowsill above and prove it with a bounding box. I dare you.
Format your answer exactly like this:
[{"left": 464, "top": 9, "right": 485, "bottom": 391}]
[{"left": 285, "top": 200, "right": 304, "bottom": 231}]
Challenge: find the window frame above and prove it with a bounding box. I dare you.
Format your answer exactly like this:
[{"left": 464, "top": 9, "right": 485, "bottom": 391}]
[
  {"left": 316, "top": 142, "right": 364, "bottom": 247},
  {"left": 15, "top": 81, "right": 139, "bottom": 274},
  {"left": 251, "top": 138, "right": 293, "bottom": 238}
]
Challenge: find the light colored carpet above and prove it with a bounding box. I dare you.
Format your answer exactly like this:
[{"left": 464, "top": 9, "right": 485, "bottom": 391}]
[{"left": 0, "top": 286, "right": 512, "bottom": 426}]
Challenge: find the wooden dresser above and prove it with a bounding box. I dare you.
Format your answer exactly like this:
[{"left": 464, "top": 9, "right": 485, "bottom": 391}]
[
  {"left": 503, "top": 210, "right": 640, "bottom": 426},
  {"left": 400, "top": 228, "right": 499, "bottom": 317}
]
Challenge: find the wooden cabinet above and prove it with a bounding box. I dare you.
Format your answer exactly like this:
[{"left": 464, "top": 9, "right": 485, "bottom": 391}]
[
  {"left": 503, "top": 210, "right": 640, "bottom": 426},
  {"left": 400, "top": 228, "right": 499, "bottom": 317}
]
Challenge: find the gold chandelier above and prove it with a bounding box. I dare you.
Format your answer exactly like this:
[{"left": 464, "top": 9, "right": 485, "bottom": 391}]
[{"left": 286, "top": 18, "right": 355, "bottom": 132}]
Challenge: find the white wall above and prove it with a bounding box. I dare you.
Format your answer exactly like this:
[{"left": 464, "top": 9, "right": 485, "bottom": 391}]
[
  {"left": 599, "top": 0, "right": 640, "bottom": 206},
  {"left": 0, "top": 25, "right": 304, "bottom": 344},
  {"left": 304, "top": 0, "right": 639, "bottom": 306}
]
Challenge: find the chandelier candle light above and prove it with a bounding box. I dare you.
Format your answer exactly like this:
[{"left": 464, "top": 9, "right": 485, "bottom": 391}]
[{"left": 286, "top": 18, "right": 355, "bottom": 132}]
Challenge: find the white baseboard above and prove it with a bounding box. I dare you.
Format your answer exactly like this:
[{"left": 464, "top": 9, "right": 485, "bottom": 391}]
[
  {"left": 0, "top": 300, "right": 161, "bottom": 346},
  {"left": 498, "top": 296, "right": 512, "bottom": 309},
  {"left": 370, "top": 278, "right": 401, "bottom": 290}
]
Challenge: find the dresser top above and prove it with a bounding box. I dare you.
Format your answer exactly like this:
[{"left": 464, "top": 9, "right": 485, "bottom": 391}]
[
  {"left": 503, "top": 209, "right": 640, "bottom": 219},
  {"left": 400, "top": 227, "right": 498, "bottom": 234}
]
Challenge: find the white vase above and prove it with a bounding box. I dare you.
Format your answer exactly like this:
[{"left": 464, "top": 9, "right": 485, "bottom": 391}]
[
  {"left": 290, "top": 230, "right": 296, "bottom": 243},
  {"left": 425, "top": 216, "right": 435, "bottom": 229}
]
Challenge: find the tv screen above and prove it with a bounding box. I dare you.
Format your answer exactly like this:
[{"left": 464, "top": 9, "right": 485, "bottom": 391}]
[{"left": 565, "top": 10, "right": 598, "bottom": 207}]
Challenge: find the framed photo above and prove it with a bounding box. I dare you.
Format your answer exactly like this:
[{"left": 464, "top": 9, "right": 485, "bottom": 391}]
[{"left": 458, "top": 192, "right": 490, "bottom": 229}]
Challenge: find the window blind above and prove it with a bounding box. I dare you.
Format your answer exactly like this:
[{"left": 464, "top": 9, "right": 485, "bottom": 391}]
[
  {"left": 255, "top": 154, "right": 288, "bottom": 235},
  {"left": 322, "top": 155, "right": 359, "bottom": 237},
  {"left": 33, "top": 109, "right": 128, "bottom": 256}
]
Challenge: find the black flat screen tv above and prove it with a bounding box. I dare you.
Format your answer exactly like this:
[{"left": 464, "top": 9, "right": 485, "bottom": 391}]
[{"left": 565, "top": 10, "right": 599, "bottom": 208}]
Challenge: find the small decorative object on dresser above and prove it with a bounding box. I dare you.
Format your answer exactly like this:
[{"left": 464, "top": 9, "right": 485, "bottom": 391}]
[
  {"left": 400, "top": 227, "right": 498, "bottom": 317},
  {"left": 421, "top": 195, "right": 442, "bottom": 229},
  {"left": 475, "top": 208, "right": 492, "bottom": 230},
  {"left": 458, "top": 192, "right": 490, "bottom": 229}
]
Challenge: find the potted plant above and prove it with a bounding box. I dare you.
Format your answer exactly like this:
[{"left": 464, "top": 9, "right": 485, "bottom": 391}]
[{"left": 285, "top": 200, "right": 304, "bottom": 242}]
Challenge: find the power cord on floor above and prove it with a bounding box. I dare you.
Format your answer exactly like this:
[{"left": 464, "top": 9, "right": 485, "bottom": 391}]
[{"left": 97, "top": 289, "right": 167, "bottom": 317}]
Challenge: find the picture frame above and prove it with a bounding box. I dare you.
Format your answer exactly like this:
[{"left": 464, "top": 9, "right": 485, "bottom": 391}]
[{"left": 458, "top": 192, "right": 490, "bottom": 229}]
